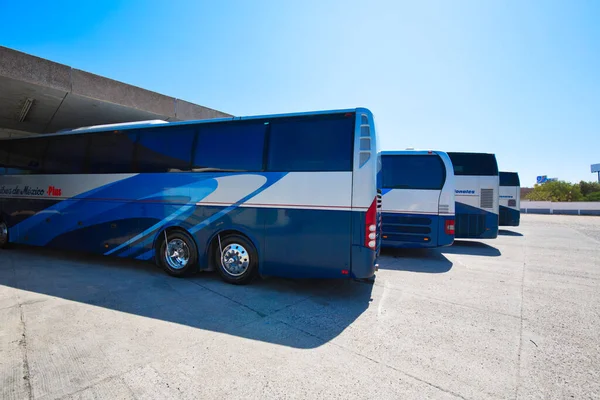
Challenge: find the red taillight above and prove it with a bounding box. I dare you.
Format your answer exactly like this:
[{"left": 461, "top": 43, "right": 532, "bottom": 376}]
[
  {"left": 365, "top": 197, "right": 377, "bottom": 249},
  {"left": 445, "top": 220, "right": 455, "bottom": 235}
]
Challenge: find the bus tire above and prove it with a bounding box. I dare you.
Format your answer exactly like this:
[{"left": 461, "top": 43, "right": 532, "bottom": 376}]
[
  {"left": 214, "top": 234, "right": 257, "bottom": 285},
  {"left": 0, "top": 221, "right": 9, "bottom": 249},
  {"left": 157, "top": 229, "right": 198, "bottom": 277}
]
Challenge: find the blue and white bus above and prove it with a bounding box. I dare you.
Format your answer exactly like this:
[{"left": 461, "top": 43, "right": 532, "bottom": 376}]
[
  {"left": 499, "top": 171, "right": 520, "bottom": 226},
  {"left": 0, "top": 108, "right": 381, "bottom": 284},
  {"left": 380, "top": 150, "right": 455, "bottom": 248},
  {"left": 447, "top": 152, "right": 499, "bottom": 239}
]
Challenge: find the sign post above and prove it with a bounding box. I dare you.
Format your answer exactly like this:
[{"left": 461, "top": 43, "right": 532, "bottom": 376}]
[{"left": 592, "top": 164, "right": 600, "bottom": 183}]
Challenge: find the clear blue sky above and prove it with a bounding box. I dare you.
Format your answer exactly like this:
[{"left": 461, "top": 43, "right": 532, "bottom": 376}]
[{"left": 1, "top": 0, "right": 599, "bottom": 186}]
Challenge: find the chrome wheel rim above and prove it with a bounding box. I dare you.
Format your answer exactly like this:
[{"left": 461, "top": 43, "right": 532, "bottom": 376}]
[
  {"left": 165, "top": 238, "right": 189, "bottom": 270},
  {"left": 220, "top": 243, "right": 250, "bottom": 277},
  {"left": 0, "top": 222, "right": 7, "bottom": 247}
]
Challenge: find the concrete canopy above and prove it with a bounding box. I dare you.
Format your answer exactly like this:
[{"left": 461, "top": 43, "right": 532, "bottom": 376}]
[{"left": 0, "top": 46, "right": 231, "bottom": 138}]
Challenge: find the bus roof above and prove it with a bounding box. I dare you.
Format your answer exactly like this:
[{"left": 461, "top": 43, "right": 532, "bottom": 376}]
[
  {"left": 381, "top": 150, "right": 446, "bottom": 156},
  {"left": 447, "top": 151, "right": 496, "bottom": 157},
  {"left": 0, "top": 107, "right": 370, "bottom": 140}
]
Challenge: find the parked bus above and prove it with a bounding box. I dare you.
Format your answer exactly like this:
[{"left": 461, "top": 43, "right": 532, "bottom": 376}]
[
  {"left": 0, "top": 108, "right": 381, "bottom": 284},
  {"left": 499, "top": 171, "right": 520, "bottom": 226},
  {"left": 380, "top": 150, "right": 455, "bottom": 248},
  {"left": 447, "top": 152, "right": 499, "bottom": 239}
]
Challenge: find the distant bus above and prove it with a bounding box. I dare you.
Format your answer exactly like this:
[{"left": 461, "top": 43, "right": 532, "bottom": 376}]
[
  {"left": 0, "top": 108, "right": 381, "bottom": 284},
  {"left": 447, "top": 152, "right": 499, "bottom": 239},
  {"left": 380, "top": 150, "right": 455, "bottom": 248},
  {"left": 499, "top": 172, "right": 520, "bottom": 226}
]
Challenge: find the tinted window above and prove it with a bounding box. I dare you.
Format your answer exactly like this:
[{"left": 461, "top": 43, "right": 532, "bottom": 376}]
[
  {"left": 500, "top": 172, "right": 520, "bottom": 186},
  {"left": 88, "top": 132, "right": 137, "bottom": 173},
  {"left": 6, "top": 137, "right": 49, "bottom": 174},
  {"left": 193, "top": 122, "right": 265, "bottom": 171},
  {"left": 136, "top": 127, "right": 195, "bottom": 172},
  {"left": 45, "top": 135, "right": 88, "bottom": 174},
  {"left": 0, "top": 140, "right": 8, "bottom": 175},
  {"left": 267, "top": 113, "right": 354, "bottom": 172},
  {"left": 448, "top": 152, "right": 498, "bottom": 176},
  {"left": 382, "top": 155, "right": 446, "bottom": 190}
]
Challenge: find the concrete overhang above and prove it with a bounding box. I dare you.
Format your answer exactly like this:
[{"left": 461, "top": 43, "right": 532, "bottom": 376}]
[{"left": 0, "top": 46, "right": 231, "bottom": 138}]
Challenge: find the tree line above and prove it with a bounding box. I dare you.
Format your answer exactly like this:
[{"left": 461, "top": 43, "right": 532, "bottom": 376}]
[{"left": 526, "top": 181, "right": 600, "bottom": 202}]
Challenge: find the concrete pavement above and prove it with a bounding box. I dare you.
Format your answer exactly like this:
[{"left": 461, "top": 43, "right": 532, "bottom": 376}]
[{"left": 1, "top": 214, "right": 599, "bottom": 399}]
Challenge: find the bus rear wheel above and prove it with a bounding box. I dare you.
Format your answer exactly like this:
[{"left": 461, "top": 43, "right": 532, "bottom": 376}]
[
  {"left": 157, "top": 230, "right": 198, "bottom": 277},
  {"left": 0, "top": 221, "right": 8, "bottom": 249},
  {"left": 215, "top": 234, "right": 257, "bottom": 285}
]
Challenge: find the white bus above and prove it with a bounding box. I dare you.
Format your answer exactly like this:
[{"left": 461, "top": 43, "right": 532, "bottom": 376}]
[
  {"left": 499, "top": 172, "right": 520, "bottom": 226},
  {"left": 380, "top": 150, "right": 455, "bottom": 248},
  {"left": 447, "top": 152, "right": 499, "bottom": 239},
  {"left": 0, "top": 108, "right": 381, "bottom": 284}
]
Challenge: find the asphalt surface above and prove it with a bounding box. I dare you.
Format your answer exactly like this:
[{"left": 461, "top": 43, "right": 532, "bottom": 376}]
[{"left": 1, "top": 214, "right": 599, "bottom": 399}]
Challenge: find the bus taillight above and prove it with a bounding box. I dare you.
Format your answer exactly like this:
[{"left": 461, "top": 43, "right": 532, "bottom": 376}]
[
  {"left": 365, "top": 197, "right": 377, "bottom": 249},
  {"left": 445, "top": 220, "right": 455, "bottom": 235}
]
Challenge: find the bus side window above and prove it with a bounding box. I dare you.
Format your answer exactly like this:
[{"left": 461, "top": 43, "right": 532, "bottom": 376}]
[
  {"left": 88, "top": 132, "right": 137, "bottom": 174},
  {"left": 6, "top": 137, "right": 48, "bottom": 174},
  {"left": 45, "top": 135, "right": 88, "bottom": 174},
  {"left": 0, "top": 143, "right": 7, "bottom": 175},
  {"left": 136, "top": 128, "right": 195, "bottom": 172},
  {"left": 267, "top": 115, "right": 354, "bottom": 172},
  {"left": 193, "top": 122, "right": 266, "bottom": 171}
]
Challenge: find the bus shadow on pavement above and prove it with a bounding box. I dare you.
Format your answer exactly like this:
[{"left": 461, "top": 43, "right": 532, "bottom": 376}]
[
  {"left": 0, "top": 246, "right": 373, "bottom": 350},
  {"left": 379, "top": 248, "right": 453, "bottom": 273},
  {"left": 498, "top": 229, "right": 524, "bottom": 237},
  {"left": 441, "top": 240, "right": 502, "bottom": 257}
]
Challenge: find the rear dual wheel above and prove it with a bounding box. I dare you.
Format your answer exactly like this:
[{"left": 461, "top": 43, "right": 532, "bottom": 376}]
[
  {"left": 215, "top": 234, "right": 258, "bottom": 285},
  {"left": 156, "top": 230, "right": 258, "bottom": 285}
]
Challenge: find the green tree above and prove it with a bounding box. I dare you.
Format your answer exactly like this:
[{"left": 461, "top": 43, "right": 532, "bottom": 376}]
[
  {"left": 526, "top": 181, "right": 583, "bottom": 202},
  {"left": 579, "top": 181, "right": 600, "bottom": 197},
  {"left": 584, "top": 192, "right": 600, "bottom": 202}
]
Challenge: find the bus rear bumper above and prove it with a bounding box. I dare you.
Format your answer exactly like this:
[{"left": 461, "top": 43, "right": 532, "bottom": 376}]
[{"left": 351, "top": 245, "right": 378, "bottom": 279}]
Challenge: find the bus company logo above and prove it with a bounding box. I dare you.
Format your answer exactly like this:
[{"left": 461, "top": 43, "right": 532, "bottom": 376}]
[
  {"left": 0, "top": 185, "right": 62, "bottom": 197},
  {"left": 47, "top": 186, "right": 62, "bottom": 196},
  {"left": 500, "top": 195, "right": 514, "bottom": 199},
  {"left": 455, "top": 189, "right": 476, "bottom": 195}
]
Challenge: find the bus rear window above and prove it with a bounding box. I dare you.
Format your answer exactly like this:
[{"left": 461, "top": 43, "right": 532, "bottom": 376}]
[
  {"left": 500, "top": 172, "right": 520, "bottom": 186},
  {"left": 382, "top": 155, "right": 446, "bottom": 190},
  {"left": 448, "top": 152, "right": 498, "bottom": 176}
]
